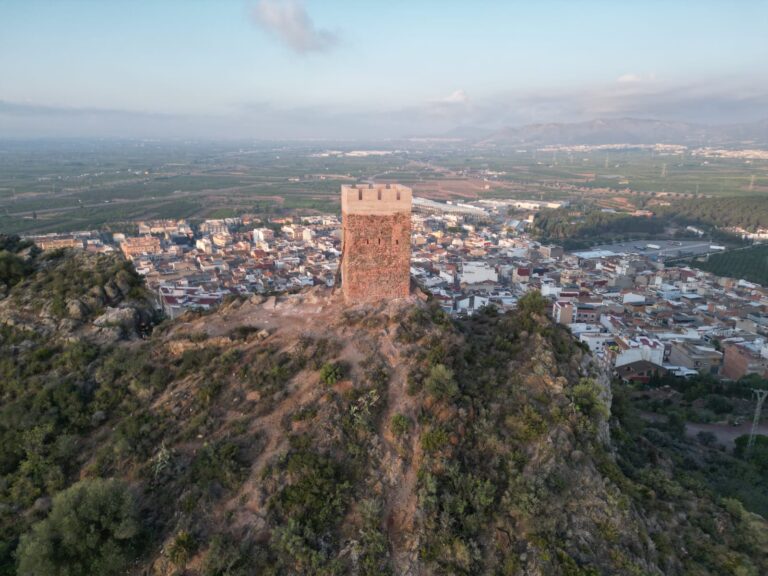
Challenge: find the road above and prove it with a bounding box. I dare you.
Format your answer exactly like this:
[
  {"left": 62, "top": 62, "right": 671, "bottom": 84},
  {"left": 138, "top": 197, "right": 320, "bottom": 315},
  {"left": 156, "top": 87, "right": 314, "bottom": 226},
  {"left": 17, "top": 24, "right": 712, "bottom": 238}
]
[
  {"left": 685, "top": 421, "right": 768, "bottom": 448},
  {"left": 664, "top": 242, "right": 761, "bottom": 265},
  {"left": 640, "top": 411, "right": 767, "bottom": 450}
]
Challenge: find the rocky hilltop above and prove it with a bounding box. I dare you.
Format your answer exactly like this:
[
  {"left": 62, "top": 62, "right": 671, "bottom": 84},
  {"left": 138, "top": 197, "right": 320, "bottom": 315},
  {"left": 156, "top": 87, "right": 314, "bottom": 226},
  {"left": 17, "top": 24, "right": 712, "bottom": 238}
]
[
  {"left": 0, "top": 243, "right": 766, "bottom": 575},
  {"left": 0, "top": 237, "right": 155, "bottom": 342}
]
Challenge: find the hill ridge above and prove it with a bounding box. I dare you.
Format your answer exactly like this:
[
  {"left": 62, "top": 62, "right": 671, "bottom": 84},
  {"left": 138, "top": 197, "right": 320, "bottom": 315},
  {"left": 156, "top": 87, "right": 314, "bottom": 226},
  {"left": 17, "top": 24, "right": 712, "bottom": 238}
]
[{"left": 0, "top": 248, "right": 766, "bottom": 575}]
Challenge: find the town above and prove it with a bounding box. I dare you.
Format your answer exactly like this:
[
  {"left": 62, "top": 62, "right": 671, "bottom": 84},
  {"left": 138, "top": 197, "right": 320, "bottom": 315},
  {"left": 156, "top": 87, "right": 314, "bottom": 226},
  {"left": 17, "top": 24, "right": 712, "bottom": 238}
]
[{"left": 21, "top": 191, "right": 768, "bottom": 385}]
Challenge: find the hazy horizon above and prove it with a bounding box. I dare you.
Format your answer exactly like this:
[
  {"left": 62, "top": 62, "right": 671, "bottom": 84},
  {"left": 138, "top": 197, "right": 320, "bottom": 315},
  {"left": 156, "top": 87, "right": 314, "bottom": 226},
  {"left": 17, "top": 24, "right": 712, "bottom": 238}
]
[{"left": 2, "top": 0, "right": 767, "bottom": 139}]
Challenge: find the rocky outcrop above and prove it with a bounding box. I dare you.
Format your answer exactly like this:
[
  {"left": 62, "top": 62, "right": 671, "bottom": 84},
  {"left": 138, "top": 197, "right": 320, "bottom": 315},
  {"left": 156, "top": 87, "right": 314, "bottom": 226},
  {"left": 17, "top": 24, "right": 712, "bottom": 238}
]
[
  {"left": 0, "top": 250, "right": 155, "bottom": 342},
  {"left": 93, "top": 306, "right": 138, "bottom": 329}
]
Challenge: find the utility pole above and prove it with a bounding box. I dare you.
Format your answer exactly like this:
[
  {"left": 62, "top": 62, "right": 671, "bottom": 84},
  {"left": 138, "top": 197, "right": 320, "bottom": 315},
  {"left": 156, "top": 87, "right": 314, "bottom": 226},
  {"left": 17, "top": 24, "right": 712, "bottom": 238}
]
[{"left": 746, "top": 388, "right": 768, "bottom": 457}]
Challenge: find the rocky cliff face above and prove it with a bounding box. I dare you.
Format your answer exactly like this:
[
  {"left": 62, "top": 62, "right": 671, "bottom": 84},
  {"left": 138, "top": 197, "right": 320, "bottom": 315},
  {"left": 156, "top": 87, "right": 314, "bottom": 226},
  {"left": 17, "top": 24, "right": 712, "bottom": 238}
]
[{"left": 0, "top": 248, "right": 766, "bottom": 575}]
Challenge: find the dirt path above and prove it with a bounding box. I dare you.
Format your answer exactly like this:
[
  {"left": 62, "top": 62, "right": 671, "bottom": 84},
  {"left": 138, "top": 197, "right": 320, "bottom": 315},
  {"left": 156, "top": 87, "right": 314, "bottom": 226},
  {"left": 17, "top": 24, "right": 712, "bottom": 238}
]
[
  {"left": 378, "top": 334, "right": 422, "bottom": 575},
  {"left": 228, "top": 367, "right": 323, "bottom": 533}
]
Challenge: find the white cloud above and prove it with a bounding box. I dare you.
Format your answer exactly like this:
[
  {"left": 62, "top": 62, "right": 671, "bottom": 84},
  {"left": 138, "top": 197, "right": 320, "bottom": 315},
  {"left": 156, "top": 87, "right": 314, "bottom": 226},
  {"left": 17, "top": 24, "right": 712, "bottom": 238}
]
[
  {"left": 421, "top": 89, "right": 472, "bottom": 119},
  {"left": 441, "top": 89, "right": 469, "bottom": 104},
  {"left": 617, "top": 73, "right": 641, "bottom": 83},
  {"left": 252, "top": 0, "right": 338, "bottom": 54},
  {"left": 617, "top": 73, "right": 656, "bottom": 84}
]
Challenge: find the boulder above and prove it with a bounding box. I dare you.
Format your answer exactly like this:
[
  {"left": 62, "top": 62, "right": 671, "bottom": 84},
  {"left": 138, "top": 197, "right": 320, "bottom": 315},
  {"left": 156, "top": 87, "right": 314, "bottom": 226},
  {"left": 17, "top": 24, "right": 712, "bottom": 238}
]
[
  {"left": 103, "top": 281, "right": 121, "bottom": 302},
  {"left": 93, "top": 306, "right": 138, "bottom": 330},
  {"left": 39, "top": 302, "right": 56, "bottom": 319},
  {"left": 88, "top": 285, "right": 107, "bottom": 306},
  {"left": 58, "top": 319, "right": 80, "bottom": 333},
  {"left": 32, "top": 497, "right": 52, "bottom": 515},
  {"left": 91, "top": 410, "right": 107, "bottom": 426},
  {"left": 263, "top": 296, "right": 277, "bottom": 310},
  {"left": 66, "top": 299, "right": 88, "bottom": 321},
  {"left": 83, "top": 295, "right": 102, "bottom": 311},
  {"left": 115, "top": 273, "right": 133, "bottom": 297}
]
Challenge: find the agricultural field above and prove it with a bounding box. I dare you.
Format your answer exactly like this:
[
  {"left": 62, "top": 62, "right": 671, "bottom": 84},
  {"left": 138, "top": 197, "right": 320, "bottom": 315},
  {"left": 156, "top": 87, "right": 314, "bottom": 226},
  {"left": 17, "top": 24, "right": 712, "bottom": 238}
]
[
  {"left": 691, "top": 244, "right": 768, "bottom": 286},
  {"left": 1, "top": 140, "right": 767, "bottom": 235},
  {"left": 0, "top": 141, "right": 403, "bottom": 234},
  {"left": 442, "top": 148, "right": 768, "bottom": 198}
]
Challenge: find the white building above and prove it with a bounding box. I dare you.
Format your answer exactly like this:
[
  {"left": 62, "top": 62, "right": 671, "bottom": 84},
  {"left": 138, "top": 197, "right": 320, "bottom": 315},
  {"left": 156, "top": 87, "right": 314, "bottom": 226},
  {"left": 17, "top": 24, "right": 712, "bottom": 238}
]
[
  {"left": 461, "top": 262, "right": 498, "bottom": 284},
  {"left": 252, "top": 228, "right": 275, "bottom": 243}
]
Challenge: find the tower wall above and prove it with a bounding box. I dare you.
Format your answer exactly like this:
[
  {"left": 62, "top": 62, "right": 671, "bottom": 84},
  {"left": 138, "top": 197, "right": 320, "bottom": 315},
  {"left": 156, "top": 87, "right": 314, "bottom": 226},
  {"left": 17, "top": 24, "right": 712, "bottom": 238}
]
[{"left": 341, "top": 184, "right": 412, "bottom": 303}]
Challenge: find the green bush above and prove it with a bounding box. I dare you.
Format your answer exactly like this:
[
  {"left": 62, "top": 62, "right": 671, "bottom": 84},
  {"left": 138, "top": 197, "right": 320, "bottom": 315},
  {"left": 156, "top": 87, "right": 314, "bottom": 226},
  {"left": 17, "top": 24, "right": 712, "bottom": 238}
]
[
  {"left": 704, "top": 395, "right": 734, "bottom": 415},
  {"left": 517, "top": 290, "right": 547, "bottom": 317},
  {"left": 421, "top": 427, "right": 449, "bottom": 453},
  {"left": 319, "top": 362, "right": 343, "bottom": 386},
  {"left": 229, "top": 325, "right": 261, "bottom": 340},
  {"left": 202, "top": 534, "right": 252, "bottom": 576},
  {"left": 190, "top": 441, "right": 245, "bottom": 491},
  {"left": 735, "top": 435, "right": 768, "bottom": 475},
  {"left": 273, "top": 443, "right": 350, "bottom": 537},
  {"left": 391, "top": 414, "right": 411, "bottom": 438},
  {"left": 167, "top": 530, "right": 196, "bottom": 568},
  {"left": 0, "top": 251, "right": 31, "bottom": 289},
  {"left": 16, "top": 478, "right": 141, "bottom": 576},
  {"left": 195, "top": 380, "right": 223, "bottom": 409},
  {"left": 569, "top": 378, "right": 609, "bottom": 420},
  {"left": 424, "top": 364, "right": 459, "bottom": 401}
]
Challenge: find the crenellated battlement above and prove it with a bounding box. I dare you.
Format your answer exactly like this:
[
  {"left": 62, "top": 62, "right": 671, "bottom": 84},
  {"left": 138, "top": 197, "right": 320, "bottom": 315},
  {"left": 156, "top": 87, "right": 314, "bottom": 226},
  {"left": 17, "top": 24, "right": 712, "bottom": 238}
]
[{"left": 341, "top": 183, "right": 412, "bottom": 215}]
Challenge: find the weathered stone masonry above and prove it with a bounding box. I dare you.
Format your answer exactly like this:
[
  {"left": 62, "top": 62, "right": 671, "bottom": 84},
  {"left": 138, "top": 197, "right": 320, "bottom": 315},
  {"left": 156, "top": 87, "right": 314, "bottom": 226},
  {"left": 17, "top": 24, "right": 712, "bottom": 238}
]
[{"left": 341, "top": 184, "right": 412, "bottom": 303}]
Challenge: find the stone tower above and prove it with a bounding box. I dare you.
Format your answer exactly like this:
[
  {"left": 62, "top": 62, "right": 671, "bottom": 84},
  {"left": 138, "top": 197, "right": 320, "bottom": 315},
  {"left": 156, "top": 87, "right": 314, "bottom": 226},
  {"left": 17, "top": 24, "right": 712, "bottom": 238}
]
[{"left": 341, "top": 183, "right": 412, "bottom": 303}]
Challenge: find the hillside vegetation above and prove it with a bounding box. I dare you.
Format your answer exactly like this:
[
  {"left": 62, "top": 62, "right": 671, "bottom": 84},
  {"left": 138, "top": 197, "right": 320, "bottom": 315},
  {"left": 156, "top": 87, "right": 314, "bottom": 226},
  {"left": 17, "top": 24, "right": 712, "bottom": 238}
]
[
  {"left": 662, "top": 196, "right": 768, "bottom": 233},
  {"left": 533, "top": 206, "right": 665, "bottom": 249},
  {"left": 0, "top": 246, "right": 766, "bottom": 575},
  {"left": 690, "top": 243, "right": 768, "bottom": 286}
]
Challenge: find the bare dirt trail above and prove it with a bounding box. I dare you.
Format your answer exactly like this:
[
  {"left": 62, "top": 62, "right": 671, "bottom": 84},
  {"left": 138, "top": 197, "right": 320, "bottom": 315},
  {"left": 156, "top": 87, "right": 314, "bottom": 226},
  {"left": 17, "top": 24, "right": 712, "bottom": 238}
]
[
  {"left": 231, "top": 366, "right": 324, "bottom": 530},
  {"left": 378, "top": 331, "right": 423, "bottom": 575}
]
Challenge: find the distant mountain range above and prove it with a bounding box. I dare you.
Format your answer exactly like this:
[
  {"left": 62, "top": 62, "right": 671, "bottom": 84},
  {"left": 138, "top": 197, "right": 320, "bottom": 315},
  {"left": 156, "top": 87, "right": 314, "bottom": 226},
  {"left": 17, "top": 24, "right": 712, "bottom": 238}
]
[{"left": 442, "top": 118, "right": 768, "bottom": 146}]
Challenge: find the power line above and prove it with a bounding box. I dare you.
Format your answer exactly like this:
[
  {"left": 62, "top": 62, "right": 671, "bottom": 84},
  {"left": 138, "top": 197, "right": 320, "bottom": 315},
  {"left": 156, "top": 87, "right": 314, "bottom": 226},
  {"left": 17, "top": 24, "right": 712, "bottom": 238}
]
[{"left": 747, "top": 388, "right": 768, "bottom": 457}]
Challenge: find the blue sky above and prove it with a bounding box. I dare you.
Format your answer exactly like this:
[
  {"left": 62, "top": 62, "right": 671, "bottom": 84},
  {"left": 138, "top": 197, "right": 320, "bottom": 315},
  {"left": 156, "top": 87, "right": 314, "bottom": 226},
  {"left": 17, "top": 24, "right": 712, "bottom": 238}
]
[{"left": 1, "top": 0, "right": 767, "bottom": 138}]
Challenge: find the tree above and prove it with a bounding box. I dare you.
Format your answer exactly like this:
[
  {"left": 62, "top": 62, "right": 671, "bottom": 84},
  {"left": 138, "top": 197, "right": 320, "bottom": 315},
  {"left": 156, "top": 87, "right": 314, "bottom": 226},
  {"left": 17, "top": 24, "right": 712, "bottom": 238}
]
[
  {"left": 517, "top": 291, "right": 547, "bottom": 317},
  {"left": 0, "top": 251, "right": 30, "bottom": 289},
  {"left": 17, "top": 478, "right": 141, "bottom": 576},
  {"left": 517, "top": 291, "right": 548, "bottom": 332},
  {"left": 425, "top": 364, "right": 459, "bottom": 400}
]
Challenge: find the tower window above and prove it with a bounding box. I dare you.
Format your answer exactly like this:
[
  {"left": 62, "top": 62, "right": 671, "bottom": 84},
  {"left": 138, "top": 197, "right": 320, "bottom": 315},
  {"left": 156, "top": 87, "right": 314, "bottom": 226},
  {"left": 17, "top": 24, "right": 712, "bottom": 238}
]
[
  {"left": 358, "top": 190, "right": 362, "bottom": 200},
  {"left": 377, "top": 189, "right": 382, "bottom": 200},
  {"left": 396, "top": 191, "right": 401, "bottom": 200}
]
